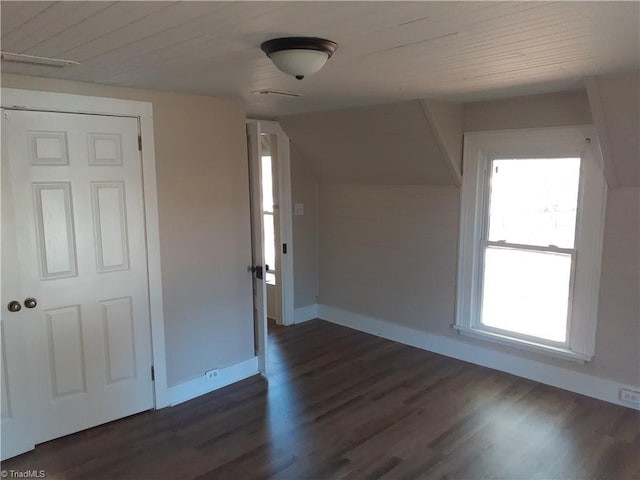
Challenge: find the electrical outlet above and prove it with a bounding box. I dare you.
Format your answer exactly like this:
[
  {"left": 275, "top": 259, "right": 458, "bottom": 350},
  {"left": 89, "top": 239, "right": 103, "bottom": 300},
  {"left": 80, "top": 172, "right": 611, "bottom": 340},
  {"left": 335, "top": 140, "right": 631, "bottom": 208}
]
[
  {"left": 205, "top": 369, "right": 220, "bottom": 381},
  {"left": 619, "top": 388, "right": 640, "bottom": 405}
]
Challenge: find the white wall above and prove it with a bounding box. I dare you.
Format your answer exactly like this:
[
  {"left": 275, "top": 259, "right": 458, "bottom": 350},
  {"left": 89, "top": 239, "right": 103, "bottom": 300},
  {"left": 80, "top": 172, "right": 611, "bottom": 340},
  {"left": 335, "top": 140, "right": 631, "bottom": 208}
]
[
  {"left": 281, "top": 101, "right": 455, "bottom": 186},
  {"left": 594, "top": 186, "right": 640, "bottom": 381},
  {"left": 291, "top": 145, "right": 319, "bottom": 309},
  {"left": 2, "top": 74, "right": 255, "bottom": 388},
  {"left": 318, "top": 184, "right": 640, "bottom": 387},
  {"left": 464, "top": 90, "right": 592, "bottom": 131},
  {"left": 319, "top": 185, "right": 458, "bottom": 331}
]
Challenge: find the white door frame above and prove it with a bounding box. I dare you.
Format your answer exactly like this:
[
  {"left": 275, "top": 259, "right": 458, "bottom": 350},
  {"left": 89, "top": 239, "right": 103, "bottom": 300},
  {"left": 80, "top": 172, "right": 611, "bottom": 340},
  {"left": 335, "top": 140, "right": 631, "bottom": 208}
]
[
  {"left": 1, "top": 88, "right": 170, "bottom": 409},
  {"left": 246, "top": 119, "right": 295, "bottom": 328}
]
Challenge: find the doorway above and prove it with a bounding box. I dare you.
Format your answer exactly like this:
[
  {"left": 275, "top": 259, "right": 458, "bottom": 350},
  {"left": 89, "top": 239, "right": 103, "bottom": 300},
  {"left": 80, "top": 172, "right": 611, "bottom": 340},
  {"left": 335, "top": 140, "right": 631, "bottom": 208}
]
[{"left": 246, "top": 120, "right": 294, "bottom": 375}]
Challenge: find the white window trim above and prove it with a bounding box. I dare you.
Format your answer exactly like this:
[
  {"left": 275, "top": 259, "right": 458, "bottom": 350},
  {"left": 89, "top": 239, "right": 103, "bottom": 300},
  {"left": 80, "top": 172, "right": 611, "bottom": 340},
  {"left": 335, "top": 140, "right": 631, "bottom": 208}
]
[{"left": 454, "top": 126, "right": 607, "bottom": 363}]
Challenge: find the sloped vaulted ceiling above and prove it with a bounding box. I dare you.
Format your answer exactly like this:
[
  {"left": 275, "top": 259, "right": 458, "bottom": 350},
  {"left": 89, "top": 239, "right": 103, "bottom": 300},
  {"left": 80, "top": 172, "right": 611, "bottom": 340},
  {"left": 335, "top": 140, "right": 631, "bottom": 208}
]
[
  {"left": 280, "top": 100, "right": 459, "bottom": 186},
  {"left": 588, "top": 70, "right": 640, "bottom": 187},
  {"left": 281, "top": 71, "right": 639, "bottom": 189}
]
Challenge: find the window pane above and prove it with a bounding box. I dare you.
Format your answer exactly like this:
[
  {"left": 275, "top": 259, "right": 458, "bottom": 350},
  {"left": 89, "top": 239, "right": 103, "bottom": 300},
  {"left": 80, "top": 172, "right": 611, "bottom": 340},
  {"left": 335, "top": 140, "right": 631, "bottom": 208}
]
[
  {"left": 264, "top": 213, "right": 276, "bottom": 275},
  {"left": 261, "top": 155, "right": 273, "bottom": 212},
  {"left": 481, "top": 246, "right": 571, "bottom": 342},
  {"left": 488, "top": 158, "right": 580, "bottom": 248}
]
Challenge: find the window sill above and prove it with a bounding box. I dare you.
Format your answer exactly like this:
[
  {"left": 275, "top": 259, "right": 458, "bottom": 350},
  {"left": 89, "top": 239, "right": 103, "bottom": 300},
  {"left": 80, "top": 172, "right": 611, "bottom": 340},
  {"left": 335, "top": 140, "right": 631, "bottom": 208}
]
[{"left": 452, "top": 325, "right": 591, "bottom": 364}]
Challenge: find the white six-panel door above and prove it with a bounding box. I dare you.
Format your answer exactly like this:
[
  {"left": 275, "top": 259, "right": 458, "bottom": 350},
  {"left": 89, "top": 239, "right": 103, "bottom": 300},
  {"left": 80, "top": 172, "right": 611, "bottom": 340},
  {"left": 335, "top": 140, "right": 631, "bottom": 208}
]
[{"left": 1, "top": 110, "right": 153, "bottom": 455}]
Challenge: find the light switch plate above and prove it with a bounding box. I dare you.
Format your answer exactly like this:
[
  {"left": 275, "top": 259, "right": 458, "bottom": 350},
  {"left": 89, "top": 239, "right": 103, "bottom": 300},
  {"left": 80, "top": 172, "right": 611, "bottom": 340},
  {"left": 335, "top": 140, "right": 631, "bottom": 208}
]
[{"left": 294, "top": 203, "right": 304, "bottom": 216}]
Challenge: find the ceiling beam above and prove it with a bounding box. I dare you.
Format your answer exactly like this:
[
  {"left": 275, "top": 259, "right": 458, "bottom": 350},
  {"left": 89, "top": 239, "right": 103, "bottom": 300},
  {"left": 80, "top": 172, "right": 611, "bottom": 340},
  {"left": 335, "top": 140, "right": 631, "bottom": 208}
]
[{"left": 585, "top": 76, "right": 619, "bottom": 189}]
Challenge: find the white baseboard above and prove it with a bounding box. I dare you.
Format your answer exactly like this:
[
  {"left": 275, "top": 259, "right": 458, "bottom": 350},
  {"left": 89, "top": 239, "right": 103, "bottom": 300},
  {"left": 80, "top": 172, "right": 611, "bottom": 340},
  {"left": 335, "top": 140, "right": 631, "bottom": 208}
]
[
  {"left": 318, "top": 305, "right": 639, "bottom": 410},
  {"left": 294, "top": 304, "right": 318, "bottom": 324},
  {"left": 168, "top": 356, "right": 259, "bottom": 406}
]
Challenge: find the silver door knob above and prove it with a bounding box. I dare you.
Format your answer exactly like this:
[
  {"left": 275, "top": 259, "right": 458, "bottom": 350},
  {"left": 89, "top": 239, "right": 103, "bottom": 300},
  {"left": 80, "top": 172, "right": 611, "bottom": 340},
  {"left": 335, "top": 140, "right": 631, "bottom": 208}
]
[
  {"left": 7, "top": 301, "right": 21, "bottom": 312},
  {"left": 24, "top": 297, "right": 37, "bottom": 309}
]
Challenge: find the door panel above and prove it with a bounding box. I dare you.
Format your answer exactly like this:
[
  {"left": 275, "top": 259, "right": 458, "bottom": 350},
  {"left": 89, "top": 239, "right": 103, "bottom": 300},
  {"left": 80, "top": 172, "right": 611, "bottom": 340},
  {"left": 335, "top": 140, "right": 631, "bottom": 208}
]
[
  {"left": 3, "top": 110, "right": 153, "bottom": 450},
  {"left": 45, "top": 305, "right": 86, "bottom": 398},
  {"left": 247, "top": 122, "right": 268, "bottom": 374},
  {"left": 101, "top": 296, "right": 137, "bottom": 384},
  {"left": 91, "top": 181, "right": 129, "bottom": 272},
  {"left": 33, "top": 182, "right": 77, "bottom": 279}
]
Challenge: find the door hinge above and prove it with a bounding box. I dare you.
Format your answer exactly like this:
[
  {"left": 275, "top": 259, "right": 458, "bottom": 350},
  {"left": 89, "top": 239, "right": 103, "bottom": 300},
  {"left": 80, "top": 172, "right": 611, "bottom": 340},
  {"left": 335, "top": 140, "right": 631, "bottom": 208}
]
[
  {"left": 282, "top": 243, "right": 287, "bottom": 254},
  {"left": 138, "top": 134, "right": 142, "bottom": 151},
  {"left": 151, "top": 365, "right": 155, "bottom": 381}
]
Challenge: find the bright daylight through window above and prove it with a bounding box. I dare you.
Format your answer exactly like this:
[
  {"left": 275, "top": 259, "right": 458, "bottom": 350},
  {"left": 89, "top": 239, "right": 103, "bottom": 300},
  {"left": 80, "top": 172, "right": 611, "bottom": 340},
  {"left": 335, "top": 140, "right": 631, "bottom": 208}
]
[
  {"left": 481, "top": 158, "right": 580, "bottom": 343},
  {"left": 262, "top": 154, "right": 276, "bottom": 285},
  {"left": 455, "top": 127, "right": 607, "bottom": 361}
]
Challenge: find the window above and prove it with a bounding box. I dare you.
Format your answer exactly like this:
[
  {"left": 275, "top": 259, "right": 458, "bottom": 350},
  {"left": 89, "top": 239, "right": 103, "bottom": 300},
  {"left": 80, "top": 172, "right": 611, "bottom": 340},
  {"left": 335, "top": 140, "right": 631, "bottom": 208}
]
[
  {"left": 455, "top": 127, "right": 607, "bottom": 362},
  {"left": 262, "top": 153, "right": 277, "bottom": 285}
]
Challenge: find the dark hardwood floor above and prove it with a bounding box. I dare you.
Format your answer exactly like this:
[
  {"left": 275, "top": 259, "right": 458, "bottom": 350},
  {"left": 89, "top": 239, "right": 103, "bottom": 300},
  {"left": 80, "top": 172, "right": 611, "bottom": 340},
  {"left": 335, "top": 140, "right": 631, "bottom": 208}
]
[{"left": 3, "top": 319, "right": 639, "bottom": 479}]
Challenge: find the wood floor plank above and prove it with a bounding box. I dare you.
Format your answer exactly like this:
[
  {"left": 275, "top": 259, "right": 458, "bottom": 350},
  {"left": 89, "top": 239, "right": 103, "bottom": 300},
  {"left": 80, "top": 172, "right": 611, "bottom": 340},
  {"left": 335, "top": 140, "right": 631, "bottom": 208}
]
[{"left": 2, "top": 319, "right": 639, "bottom": 479}]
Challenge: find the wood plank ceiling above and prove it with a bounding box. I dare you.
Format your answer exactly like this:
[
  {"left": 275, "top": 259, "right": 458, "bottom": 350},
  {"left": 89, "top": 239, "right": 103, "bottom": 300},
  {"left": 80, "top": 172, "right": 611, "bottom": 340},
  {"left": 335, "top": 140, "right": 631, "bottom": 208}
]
[{"left": 1, "top": 1, "right": 639, "bottom": 116}]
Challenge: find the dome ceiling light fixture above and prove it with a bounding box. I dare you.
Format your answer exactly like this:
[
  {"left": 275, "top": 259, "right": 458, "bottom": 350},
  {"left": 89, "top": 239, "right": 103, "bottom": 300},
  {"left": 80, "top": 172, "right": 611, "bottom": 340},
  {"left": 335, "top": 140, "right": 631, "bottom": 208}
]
[{"left": 260, "top": 37, "right": 338, "bottom": 80}]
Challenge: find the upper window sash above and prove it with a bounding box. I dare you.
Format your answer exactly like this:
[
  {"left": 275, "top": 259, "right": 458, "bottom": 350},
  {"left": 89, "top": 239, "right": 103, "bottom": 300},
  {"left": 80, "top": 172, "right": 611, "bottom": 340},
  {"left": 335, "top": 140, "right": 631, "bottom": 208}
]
[{"left": 483, "top": 157, "right": 581, "bottom": 249}]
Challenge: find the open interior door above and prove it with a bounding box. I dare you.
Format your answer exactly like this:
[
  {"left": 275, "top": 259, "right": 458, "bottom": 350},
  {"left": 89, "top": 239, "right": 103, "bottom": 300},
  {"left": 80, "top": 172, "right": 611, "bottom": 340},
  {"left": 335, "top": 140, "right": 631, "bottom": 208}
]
[{"left": 246, "top": 121, "right": 268, "bottom": 375}]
